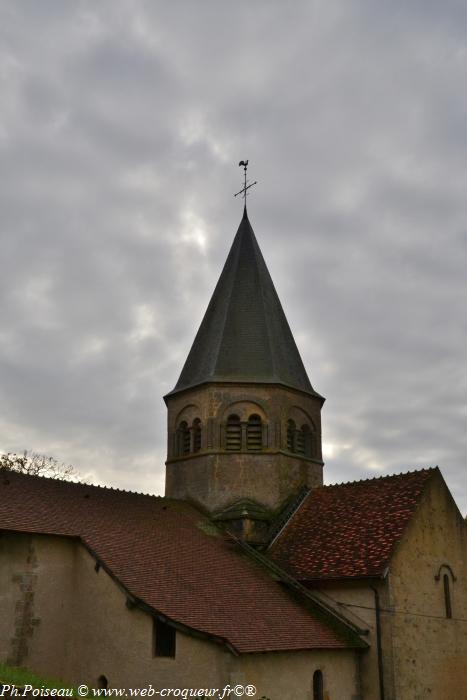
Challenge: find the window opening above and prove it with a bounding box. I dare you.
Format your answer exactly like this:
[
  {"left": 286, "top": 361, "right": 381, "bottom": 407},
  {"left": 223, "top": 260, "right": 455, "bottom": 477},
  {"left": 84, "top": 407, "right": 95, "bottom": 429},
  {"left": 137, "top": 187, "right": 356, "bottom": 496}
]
[
  {"left": 295, "top": 427, "right": 305, "bottom": 455},
  {"left": 302, "top": 424, "right": 312, "bottom": 457},
  {"left": 192, "top": 418, "right": 202, "bottom": 452},
  {"left": 312, "top": 670, "right": 323, "bottom": 700},
  {"left": 246, "top": 414, "right": 263, "bottom": 451},
  {"left": 177, "top": 421, "right": 190, "bottom": 456},
  {"left": 443, "top": 573, "right": 452, "bottom": 619},
  {"left": 226, "top": 414, "right": 241, "bottom": 451},
  {"left": 154, "top": 618, "right": 176, "bottom": 658},
  {"left": 287, "top": 419, "right": 312, "bottom": 457},
  {"left": 287, "top": 420, "right": 295, "bottom": 451}
]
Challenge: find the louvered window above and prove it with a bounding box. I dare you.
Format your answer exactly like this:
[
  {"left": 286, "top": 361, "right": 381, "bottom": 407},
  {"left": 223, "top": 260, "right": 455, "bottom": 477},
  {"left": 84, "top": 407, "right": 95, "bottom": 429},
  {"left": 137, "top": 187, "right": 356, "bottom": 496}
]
[
  {"left": 177, "top": 421, "right": 190, "bottom": 456},
  {"left": 287, "top": 420, "right": 312, "bottom": 457},
  {"left": 302, "top": 424, "right": 312, "bottom": 457},
  {"left": 246, "top": 414, "right": 262, "bottom": 451},
  {"left": 295, "top": 427, "right": 305, "bottom": 455},
  {"left": 226, "top": 415, "right": 241, "bottom": 451},
  {"left": 192, "top": 418, "right": 202, "bottom": 452},
  {"left": 287, "top": 420, "right": 295, "bottom": 451}
]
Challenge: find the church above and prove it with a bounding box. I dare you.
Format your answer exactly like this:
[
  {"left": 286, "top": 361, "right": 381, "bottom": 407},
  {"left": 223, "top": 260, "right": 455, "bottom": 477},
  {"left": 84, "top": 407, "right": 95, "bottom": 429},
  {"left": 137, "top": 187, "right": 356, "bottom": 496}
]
[{"left": 1, "top": 188, "right": 466, "bottom": 699}]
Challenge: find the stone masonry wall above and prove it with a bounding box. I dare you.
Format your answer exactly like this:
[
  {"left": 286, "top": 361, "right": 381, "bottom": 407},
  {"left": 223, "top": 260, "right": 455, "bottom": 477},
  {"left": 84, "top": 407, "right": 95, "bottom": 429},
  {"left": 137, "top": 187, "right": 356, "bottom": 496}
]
[
  {"left": 388, "top": 473, "right": 467, "bottom": 700},
  {"left": 165, "top": 382, "right": 323, "bottom": 511},
  {"left": 0, "top": 532, "right": 361, "bottom": 700}
]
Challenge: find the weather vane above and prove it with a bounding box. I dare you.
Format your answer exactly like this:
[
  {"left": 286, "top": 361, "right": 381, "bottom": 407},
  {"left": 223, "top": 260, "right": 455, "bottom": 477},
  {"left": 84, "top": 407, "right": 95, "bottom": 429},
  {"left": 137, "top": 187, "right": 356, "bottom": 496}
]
[{"left": 234, "top": 160, "right": 257, "bottom": 205}]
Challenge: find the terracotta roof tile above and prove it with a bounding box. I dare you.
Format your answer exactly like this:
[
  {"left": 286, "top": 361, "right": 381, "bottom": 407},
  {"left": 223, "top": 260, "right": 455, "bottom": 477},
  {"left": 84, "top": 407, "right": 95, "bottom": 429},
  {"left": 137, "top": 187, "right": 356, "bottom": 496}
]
[
  {"left": 0, "top": 471, "right": 359, "bottom": 653},
  {"left": 269, "top": 469, "right": 435, "bottom": 581}
]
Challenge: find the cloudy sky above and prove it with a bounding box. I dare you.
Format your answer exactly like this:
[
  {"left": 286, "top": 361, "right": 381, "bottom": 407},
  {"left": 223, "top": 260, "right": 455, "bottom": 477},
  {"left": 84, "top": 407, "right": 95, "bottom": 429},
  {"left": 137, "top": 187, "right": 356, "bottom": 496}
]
[{"left": 1, "top": 1, "right": 467, "bottom": 512}]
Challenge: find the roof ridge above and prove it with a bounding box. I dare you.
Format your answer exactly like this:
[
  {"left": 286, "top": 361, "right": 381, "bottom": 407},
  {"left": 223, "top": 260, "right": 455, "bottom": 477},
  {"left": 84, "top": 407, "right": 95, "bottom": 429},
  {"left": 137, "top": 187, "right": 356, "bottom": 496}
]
[
  {"left": 212, "top": 213, "right": 246, "bottom": 377},
  {"left": 252, "top": 221, "right": 312, "bottom": 388},
  {"left": 1, "top": 470, "right": 163, "bottom": 499},
  {"left": 319, "top": 467, "right": 437, "bottom": 490},
  {"left": 253, "top": 220, "right": 277, "bottom": 381},
  {"left": 228, "top": 532, "right": 368, "bottom": 645}
]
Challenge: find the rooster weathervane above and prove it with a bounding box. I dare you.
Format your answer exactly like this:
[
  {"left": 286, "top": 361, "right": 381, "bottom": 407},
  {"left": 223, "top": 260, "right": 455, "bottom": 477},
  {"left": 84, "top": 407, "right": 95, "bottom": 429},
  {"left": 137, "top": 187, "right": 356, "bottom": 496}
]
[{"left": 234, "top": 160, "right": 257, "bottom": 206}]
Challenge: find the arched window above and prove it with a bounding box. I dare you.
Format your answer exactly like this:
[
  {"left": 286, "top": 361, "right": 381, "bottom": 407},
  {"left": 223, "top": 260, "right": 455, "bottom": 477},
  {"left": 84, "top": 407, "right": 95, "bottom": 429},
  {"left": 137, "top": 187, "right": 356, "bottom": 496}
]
[
  {"left": 295, "top": 426, "right": 305, "bottom": 455},
  {"left": 226, "top": 414, "right": 241, "bottom": 451},
  {"left": 177, "top": 421, "right": 190, "bottom": 456},
  {"left": 286, "top": 419, "right": 313, "bottom": 457},
  {"left": 97, "top": 676, "right": 108, "bottom": 690},
  {"left": 302, "top": 424, "right": 312, "bottom": 457},
  {"left": 435, "top": 564, "right": 456, "bottom": 619},
  {"left": 246, "top": 414, "right": 263, "bottom": 451},
  {"left": 312, "top": 670, "right": 323, "bottom": 700},
  {"left": 192, "top": 418, "right": 202, "bottom": 452},
  {"left": 287, "top": 419, "right": 295, "bottom": 452},
  {"left": 443, "top": 573, "right": 452, "bottom": 619}
]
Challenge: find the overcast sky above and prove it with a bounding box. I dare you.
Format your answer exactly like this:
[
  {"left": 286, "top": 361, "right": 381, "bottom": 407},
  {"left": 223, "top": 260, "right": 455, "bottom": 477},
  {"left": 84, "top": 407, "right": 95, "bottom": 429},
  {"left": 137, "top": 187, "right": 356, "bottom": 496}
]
[{"left": 1, "top": 1, "right": 467, "bottom": 512}]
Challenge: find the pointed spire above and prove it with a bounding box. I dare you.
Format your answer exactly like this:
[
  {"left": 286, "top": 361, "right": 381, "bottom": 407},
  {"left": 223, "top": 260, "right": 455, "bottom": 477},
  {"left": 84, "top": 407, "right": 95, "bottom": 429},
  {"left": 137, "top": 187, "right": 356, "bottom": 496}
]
[{"left": 168, "top": 211, "right": 321, "bottom": 398}]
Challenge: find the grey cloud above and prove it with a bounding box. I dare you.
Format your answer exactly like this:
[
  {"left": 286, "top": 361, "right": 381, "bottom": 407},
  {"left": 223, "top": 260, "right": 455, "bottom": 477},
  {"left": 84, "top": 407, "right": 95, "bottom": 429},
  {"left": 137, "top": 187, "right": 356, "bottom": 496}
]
[{"left": 1, "top": 0, "right": 466, "bottom": 512}]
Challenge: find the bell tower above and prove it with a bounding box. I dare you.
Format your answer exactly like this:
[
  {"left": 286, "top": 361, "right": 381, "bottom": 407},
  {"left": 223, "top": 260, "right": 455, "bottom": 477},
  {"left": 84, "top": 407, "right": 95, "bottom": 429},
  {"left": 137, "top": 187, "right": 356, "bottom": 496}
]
[{"left": 164, "top": 190, "right": 324, "bottom": 542}]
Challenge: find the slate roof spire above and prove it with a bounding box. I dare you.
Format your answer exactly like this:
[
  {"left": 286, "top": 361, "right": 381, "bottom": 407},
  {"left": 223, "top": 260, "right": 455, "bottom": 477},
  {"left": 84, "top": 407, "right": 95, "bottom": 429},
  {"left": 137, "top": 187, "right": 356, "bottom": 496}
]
[{"left": 168, "top": 209, "right": 321, "bottom": 399}]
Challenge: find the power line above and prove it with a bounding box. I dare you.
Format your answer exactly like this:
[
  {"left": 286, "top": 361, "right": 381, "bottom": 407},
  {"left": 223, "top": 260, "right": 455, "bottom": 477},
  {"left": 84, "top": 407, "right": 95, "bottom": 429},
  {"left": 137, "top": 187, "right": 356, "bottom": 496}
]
[{"left": 337, "top": 601, "right": 467, "bottom": 624}]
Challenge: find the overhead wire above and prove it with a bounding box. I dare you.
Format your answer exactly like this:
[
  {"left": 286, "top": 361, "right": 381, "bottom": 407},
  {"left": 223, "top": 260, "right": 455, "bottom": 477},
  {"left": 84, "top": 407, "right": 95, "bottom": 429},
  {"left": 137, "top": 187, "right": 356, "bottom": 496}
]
[{"left": 337, "top": 601, "right": 467, "bottom": 623}]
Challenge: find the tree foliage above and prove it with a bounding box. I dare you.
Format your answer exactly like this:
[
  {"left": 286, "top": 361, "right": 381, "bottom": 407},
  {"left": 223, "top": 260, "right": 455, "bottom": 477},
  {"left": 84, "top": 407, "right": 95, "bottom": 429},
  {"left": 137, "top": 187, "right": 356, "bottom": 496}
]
[{"left": 0, "top": 451, "right": 81, "bottom": 482}]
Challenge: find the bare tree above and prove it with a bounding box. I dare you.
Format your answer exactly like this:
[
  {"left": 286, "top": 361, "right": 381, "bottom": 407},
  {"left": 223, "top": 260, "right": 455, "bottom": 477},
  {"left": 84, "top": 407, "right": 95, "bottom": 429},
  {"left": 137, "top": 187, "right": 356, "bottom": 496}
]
[{"left": 0, "top": 451, "right": 81, "bottom": 482}]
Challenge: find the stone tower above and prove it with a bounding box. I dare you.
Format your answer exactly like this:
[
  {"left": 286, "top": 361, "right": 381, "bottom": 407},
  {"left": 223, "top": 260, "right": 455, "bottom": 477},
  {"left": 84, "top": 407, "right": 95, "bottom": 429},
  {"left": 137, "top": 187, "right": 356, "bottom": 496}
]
[{"left": 164, "top": 208, "right": 324, "bottom": 542}]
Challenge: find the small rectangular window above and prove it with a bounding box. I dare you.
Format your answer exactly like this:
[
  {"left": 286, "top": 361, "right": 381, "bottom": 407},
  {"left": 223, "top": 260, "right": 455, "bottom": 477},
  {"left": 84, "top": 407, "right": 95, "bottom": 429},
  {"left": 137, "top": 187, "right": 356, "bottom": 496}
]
[{"left": 153, "top": 618, "right": 176, "bottom": 658}]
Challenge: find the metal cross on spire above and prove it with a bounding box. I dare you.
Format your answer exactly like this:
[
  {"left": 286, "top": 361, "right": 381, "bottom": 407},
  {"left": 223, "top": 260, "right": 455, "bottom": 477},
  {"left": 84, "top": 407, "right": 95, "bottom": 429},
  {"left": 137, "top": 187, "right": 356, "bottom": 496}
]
[{"left": 234, "top": 160, "right": 257, "bottom": 210}]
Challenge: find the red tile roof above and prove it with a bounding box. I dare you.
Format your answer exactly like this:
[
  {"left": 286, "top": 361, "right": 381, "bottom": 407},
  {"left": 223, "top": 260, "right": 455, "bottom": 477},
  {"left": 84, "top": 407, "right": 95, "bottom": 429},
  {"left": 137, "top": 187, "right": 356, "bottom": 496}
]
[
  {"left": 269, "top": 469, "right": 436, "bottom": 581},
  {"left": 0, "top": 471, "right": 360, "bottom": 654}
]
